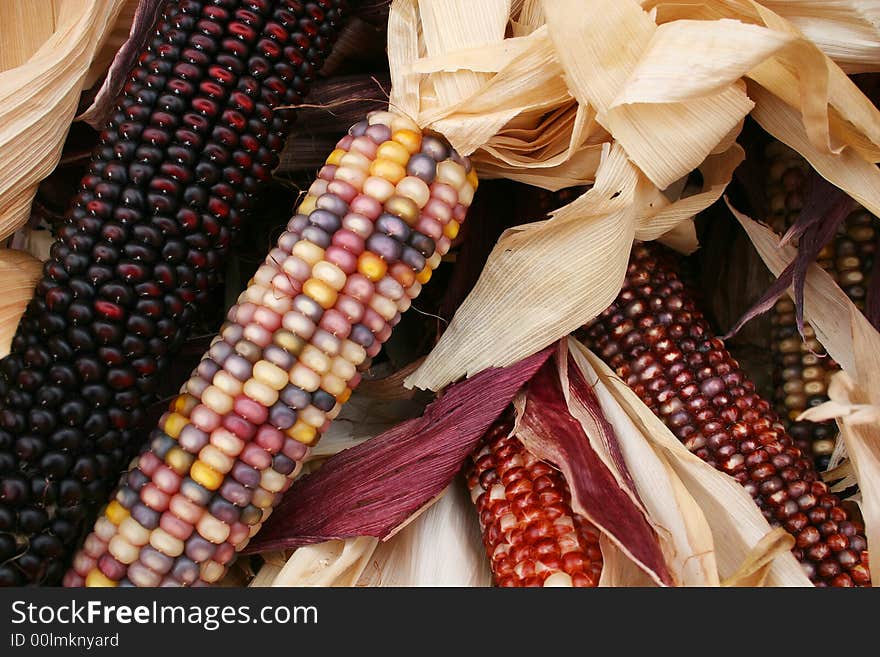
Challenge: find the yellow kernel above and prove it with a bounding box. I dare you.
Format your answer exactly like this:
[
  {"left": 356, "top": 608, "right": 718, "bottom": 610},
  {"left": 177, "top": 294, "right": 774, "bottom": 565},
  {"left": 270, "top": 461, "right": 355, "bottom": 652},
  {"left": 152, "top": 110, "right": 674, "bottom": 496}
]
[
  {"left": 338, "top": 387, "right": 353, "bottom": 404},
  {"left": 253, "top": 360, "right": 288, "bottom": 390},
  {"left": 166, "top": 447, "right": 194, "bottom": 475},
  {"left": 299, "top": 345, "right": 331, "bottom": 375},
  {"left": 105, "top": 500, "right": 129, "bottom": 526},
  {"left": 290, "top": 362, "right": 321, "bottom": 392},
  {"left": 312, "top": 261, "right": 347, "bottom": 291},
  {"left": 369, "top": 158, "right": 406, "bottom": 184},
  {"left": 252, "top": 488, "right": 277, "bottom": 510},
  {"left": 86, "top": 569, "right": 118, "bottom": 588},
  {"left": 376, "top": 141, "right": 410, "bottom": 166},
  {"left": 291, "top": 239, "right": 325, "bottom": 266},
  {"left": 199, "top": 444, "right": 235, "bottom": 474},
  {"left": 190, "top": 460, "right": 224, "bottom": 491},
  {"left": 334, "top": 165, "right": 368, "bottom": 189},
  {"left": 392, "top": 128, "right": 422, "bottom": 153},
  {"left": 416, "top": 266, "right": 433, "bottom": 284},
  {"left": 202, "top": 385, "right": 233, "bottom": 415},
  {"left": 385, "top": 195, "right": 419, "bottom": 225},
  {"left": 173, "top": 394, "right": 198, "bottom": 415},
  {"left": 466, "top": 168, "right": 479, "bottom": 191},
  {"left": 287, "top": 420, "right": 319, "bottom": 445},
  {"left": 443, "top": 219, "right": 460, "bottom": 240},
  {"left": 275, "top": 329, "right": 306, "bottom": 355},
  {"left": 436, "top": 160, "right": 467, "bottom": 188},
  {"left": 302, "top": 277, "right": 338, "bottom": 310},
  {"left": 296, "top": 195, "right": 317, "bottom": 215},
  {"left": 458, "top": 181, "right": 475, "bottom": 207},
  {"left": 163, "top": 412, "right": 188, "bottom": 439},
  {"left": 358, "top": 252, "right": 387, "bottom": 282},
  {"left": 243, "top": 378, "right": 279, "bottom": 407},
  {"left": 326, "top": 148, "right": 346, "bottom": 166}
]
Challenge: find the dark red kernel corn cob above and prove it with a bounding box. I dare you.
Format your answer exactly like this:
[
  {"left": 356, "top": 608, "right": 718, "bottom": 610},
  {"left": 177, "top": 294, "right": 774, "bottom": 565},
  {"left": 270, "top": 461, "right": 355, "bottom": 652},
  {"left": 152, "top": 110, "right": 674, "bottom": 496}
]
[
  {"left": 465, "top": 417, "right": 603, "bottom": 587},
  {"left": 0, "top": 0, "right": 350, "bottom": 586},
  {"left": 582, "top": 243, "right": 870, "bottom": 587}
]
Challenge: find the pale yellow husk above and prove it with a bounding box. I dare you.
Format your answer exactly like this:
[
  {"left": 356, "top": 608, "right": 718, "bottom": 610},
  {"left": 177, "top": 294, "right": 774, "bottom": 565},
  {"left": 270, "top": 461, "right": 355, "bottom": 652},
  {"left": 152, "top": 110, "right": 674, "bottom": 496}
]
[
  {"left": 731, "top": 208, "right": 880, "bottom": 582},
  {"left": 0, "top": 0, "right": 128, "bottom": 242},
  {"left": 0, "top": 248, "right": 43, "bottom": 358},
  {"left": 382, "top": 0, "right": 880, "bottom": 392}
]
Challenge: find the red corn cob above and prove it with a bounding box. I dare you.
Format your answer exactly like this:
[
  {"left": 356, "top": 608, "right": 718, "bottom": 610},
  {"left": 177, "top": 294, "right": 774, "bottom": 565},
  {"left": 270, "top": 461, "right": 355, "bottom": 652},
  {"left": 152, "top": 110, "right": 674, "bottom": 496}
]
[
  {"left": 465, "top": 416, "right": 603, "bottom": 587},
  {"left": 582, "top": 242, "right": 870, "bottom": 587}
]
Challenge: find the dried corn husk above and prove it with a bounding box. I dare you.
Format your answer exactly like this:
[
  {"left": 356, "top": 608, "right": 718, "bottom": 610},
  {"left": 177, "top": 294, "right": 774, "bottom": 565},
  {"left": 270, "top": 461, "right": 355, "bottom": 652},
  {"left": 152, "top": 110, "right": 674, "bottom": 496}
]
[
  {"left": 732, "top": 207, "right": 880, "bottom": 581},
  {"left": 0, "top": 0, "right": 127, "bottom": 241},
  {"left": 0, "top": 248, "right": 43, "bottom": 358},
  {"left": 375, "top": 0, "right": 880, "bottom": 391}
]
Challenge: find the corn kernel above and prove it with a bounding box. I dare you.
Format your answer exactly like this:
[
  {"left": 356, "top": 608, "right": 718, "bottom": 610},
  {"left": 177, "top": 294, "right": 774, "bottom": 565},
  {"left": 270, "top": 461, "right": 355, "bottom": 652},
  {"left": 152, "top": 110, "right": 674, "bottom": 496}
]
[
  {"left": 163, "top": 412, "right": 188, "bottom": 439},
  {"left": 392, "top": 129, "right": 422, "bottom": 153},
  {"left": 253, "top": 360, "right": 288, "bottom": 391},
  {"left": 443, "top": 219, "right": 460, "bottom": 240},
  {"left": 303, "top": 277, "right": 338, "bottom": 310},
  {"left": 191, "top": 460, "right": 224, "bottom": 490},
  {"left": 376, "top": 141, "right": 410, "bottom": 166},
  {"left": 369, "top": 158, "right": 406, "bottom": 184},
  {"left": 326, "top": 148, "right": 347, "bottom": 166},
  {"left": 287, "top": 420, "right": 318, "bottom": 446},
  {"left": 358, "top": 252, "right": 387, "bottom": 282},
  {"left": 297, "top": 195, "right": 317, "bottom": 215},
  {"left": 416, "top": 266, "right": 432, "bottom": 284},
  {"left": 466, "top": 168, "right": 479, "bottom": 191},
  {"left": 104, "top": 500, "right": 129, "bottom": 526},
  {"left": 243, "top": 378, "right": 279, "bottom": 407},
  {"left": 86, "top": 569, "right": 118, "bottom": 588},
  {"left": 166, "top": 447, "right": 195, "bottom": 475},
  {"left": 292, "top": 239, "right": 324, "bottom": 266}
]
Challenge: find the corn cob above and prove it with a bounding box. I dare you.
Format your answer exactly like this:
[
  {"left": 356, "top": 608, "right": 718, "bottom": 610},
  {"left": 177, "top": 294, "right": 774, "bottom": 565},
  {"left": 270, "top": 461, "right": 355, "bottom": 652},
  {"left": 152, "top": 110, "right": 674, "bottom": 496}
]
[
  {"left": 465, "top": 416, "right": 603, "bottom": 587},
  {"left": 65, "top": 111, "right": 477, "bottom": 587},
  {"left": 0, "top": 0, "right": 350, "bottom": 586},
  {"left": 582, "top": 243, "right": 870, "bottom": 587},
  {"left": 765, "top": 141, "right": 878, "bottom": 468}
]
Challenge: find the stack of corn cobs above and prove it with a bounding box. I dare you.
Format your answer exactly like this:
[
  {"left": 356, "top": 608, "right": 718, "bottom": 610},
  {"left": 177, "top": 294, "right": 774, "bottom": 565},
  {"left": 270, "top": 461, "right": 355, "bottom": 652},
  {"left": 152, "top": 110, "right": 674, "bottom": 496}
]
[{"left": 0, "top": 0, "right": 876, "bottom": 589}]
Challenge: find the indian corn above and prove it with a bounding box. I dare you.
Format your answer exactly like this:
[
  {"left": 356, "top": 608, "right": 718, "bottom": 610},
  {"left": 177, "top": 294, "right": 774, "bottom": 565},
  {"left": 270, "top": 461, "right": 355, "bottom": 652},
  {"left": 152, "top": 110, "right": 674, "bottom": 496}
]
[
  {"left": 465, "top": 415, "right": 603, "bottom": 587},
  {"left": 65, "top": 110, "right": 477, "bottom": 586},
  {"left": 765, "top": 141, "right": 878, "bottom": 468},
  {"left": 0, "top": 0, "right": 349, "bottom": 586},
  {"left": 583, "top": 242, "right": 870, "bottom": 587}
]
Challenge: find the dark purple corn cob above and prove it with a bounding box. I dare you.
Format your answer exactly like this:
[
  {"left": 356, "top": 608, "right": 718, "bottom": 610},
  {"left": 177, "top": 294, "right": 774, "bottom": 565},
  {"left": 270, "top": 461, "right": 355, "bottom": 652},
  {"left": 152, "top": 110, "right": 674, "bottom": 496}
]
[
  {"left": 583, "top": 243, "right": 870, "bottom": 587},
  {"left": 0, "top": 0, "right": 349, "bottom": 586}
]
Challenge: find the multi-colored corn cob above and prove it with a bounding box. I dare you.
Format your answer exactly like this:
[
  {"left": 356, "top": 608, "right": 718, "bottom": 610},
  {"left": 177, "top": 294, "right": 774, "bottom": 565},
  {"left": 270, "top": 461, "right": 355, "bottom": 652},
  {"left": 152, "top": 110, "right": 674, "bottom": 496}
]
[
  {"left": 0, "top": 0, "right": 350, "bottom": 587},
  {"left": 465, "top": 416, "right": 603, "bottom": 587},
  {"left": 765, "top": 141, "right": 878, "bottom": 467},
  {"left": 583, "top": 243, "right": 870, "bottom": 587},
  {"left": 64, "top": 111, "right": 477, "bottom": 587}
]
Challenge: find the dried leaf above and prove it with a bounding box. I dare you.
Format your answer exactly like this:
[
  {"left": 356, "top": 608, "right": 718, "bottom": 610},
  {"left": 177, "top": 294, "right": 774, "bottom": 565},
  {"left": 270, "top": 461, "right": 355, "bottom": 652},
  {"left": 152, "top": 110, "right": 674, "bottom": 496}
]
[
  {"left": 78, "top": 0, "right": 165, "bottom": 129},
  {"left": 254, "top": 538, "right": 379, "bottom": 587},
  {"left": 245, "top": 347, "right": 553, "bottom": 553},
  {"left": 0, "top": 0, "right": 128, "bottom": 240},
  {"left": 356, "top": 483, "right": 491, "bottom": 586},
  {"left": 0, "top": 249, "right": 43, "bottom": 358},
  {"left": 513, "top": 344, "right": 673, "bottom": 587}
]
